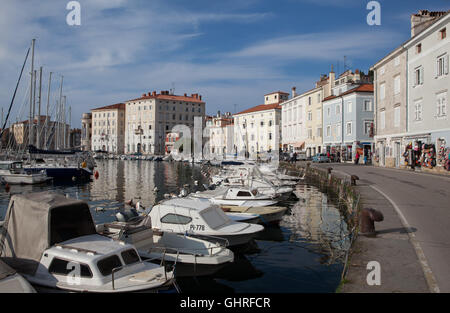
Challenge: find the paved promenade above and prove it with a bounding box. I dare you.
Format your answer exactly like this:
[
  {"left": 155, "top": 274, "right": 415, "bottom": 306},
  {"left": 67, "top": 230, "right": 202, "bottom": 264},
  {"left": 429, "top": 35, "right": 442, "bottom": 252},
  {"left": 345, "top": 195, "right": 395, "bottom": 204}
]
[{"left": 314, "top": 163, "right": 450, "bottom": 293}]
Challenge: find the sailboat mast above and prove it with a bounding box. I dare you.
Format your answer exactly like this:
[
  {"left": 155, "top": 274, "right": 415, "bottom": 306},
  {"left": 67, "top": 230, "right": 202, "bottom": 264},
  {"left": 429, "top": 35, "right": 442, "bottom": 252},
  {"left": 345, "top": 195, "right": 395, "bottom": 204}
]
[
  {"left": 28, "top": 39, "right": 35, "bottom": 148},
  {"left": 37, "top": 66, "right": 42, "bottom": 148},
  {"left": 45, "top": 72, "right": 52, "bottom": 149},
  {"left": 63, "top": 96, "right": 67, "bottom": 149},
  {"left": 58, "top": 75, "right": 63, "bottom": 150}
]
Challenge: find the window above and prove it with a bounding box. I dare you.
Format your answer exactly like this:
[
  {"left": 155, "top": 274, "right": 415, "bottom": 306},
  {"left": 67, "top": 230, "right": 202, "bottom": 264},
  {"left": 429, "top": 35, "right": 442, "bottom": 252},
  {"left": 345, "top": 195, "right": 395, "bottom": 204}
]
[
  {"left": 380, "top": 111, "right": 386, "bottom": 129},
  {"left": 97, "top": 255, "right": 122, "bottom": 276},
  {"left": 48, "top": 258, "right": 92, "bottom": 278},
  {"left": 326, "top": 125, "right": 331, "bottom": 137},
  {"left": 161, "top": 214, "right": 192, "bottom": 225},
  {"left": 414, "top": 100, "right": 422, "bottom": 121},
  {"left": 336, "top": 104, "right": 341, "bottom": 115},
  {"left": 364, "top": 100, "right": 372, "bottom": 111},
  {"left": 380, "top": 83, "right": 385, "bottom": 100},
  {"left": 307, "top": 111, "right": 312, "bottom": 121},
  {"left": 394, "top": 75, "right": 400, "bottom": 95},
  {"left": 436, "top": 54, "right": 449, "bottom": 77},
  {"left": 364, "top": 121, "right": 373, "bottom": 135},
  {"left": 308, "top": 97, "right": 311, "bottom": 105},
  {"left": 316, "top": 127, "right": 322, "bottom": 137},
  {"left": 121, "top": 249, "right": 140, "bottom": 265},
  {"left": 237, "top": 191, "right": 252, "bottom": 197},
  {"left": 440, "top": 28, "right": 446, "bottom": 40},
  {"left": 327, "top": 107, "right": 331, "bottom": 117},
  {"left": 307, "top": 128, "right": 312, "bottom": 139},
  {"left": 416, "top": 43, "right": 422, "bottom": 54},
  {"left": 414, "top": 67, "right": 424, "bottom": 86},
  {"left": 394, "top": 106, "right": 400, "bottom": 127},
  {"left": 346, "top": 122, "right": 352, "bottom": 135},
  {"left": 347, "top": 101, "right": 352, "bottom": 113},
  {"left": 436, "top": 92, "right": 447, "bottom": 117},
  {"left": 269, "top": 133, "right": 272, "bottom": 140},
  {"left": 336, "top": 123, "right": 341, "bottom": 137}
]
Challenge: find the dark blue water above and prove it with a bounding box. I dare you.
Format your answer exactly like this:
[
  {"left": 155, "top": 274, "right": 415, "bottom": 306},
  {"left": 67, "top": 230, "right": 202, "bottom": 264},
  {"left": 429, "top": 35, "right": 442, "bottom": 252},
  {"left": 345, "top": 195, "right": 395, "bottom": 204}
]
[{"left": 0, "top": 160, "right": 350, "bottom": 293}]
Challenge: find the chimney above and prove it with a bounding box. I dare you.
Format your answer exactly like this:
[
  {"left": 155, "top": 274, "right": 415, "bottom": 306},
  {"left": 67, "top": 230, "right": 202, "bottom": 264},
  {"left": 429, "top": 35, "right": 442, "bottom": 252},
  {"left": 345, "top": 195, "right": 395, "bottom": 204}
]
[
  {"left": 184, "top": 93, "right": 187, "bottom": 97},
  {"left": 199, "top": 95, "right": 202, "bottom": 101},
  {"left": 143, "top": 93, "right": 147, "bottom": 97},
  {"left": 410, "top": 10, "right": 447, "bottom": 37},
  {"left": 291, "top": 87, "right": 297, "bottom": 98},
  {"left": 153, "top": 91, "right": 157, "bottom": 96}
]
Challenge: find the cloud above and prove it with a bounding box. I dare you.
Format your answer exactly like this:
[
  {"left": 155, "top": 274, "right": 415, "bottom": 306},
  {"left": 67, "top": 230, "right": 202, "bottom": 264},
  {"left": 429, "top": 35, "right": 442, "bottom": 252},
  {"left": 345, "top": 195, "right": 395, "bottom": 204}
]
[{"left": 229, "top": 29, "right": 404, "bottom": 61}]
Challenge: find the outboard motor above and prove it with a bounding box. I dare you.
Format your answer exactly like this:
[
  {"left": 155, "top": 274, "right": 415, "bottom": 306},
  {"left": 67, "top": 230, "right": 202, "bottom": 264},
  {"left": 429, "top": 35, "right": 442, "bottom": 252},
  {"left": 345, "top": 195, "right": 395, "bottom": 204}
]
[
  {"left": 115, "top": 209, "right": 140, "bottom": 223},
  {"left": 179, "top": 188, "right": 189, "bottom": 197}
]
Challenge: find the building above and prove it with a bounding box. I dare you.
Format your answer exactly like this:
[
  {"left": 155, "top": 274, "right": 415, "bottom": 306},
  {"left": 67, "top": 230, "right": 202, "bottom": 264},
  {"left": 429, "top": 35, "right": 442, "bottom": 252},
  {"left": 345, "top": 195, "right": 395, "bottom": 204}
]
[
  {"left": 206, "top": 111, "right": 234, "bottom": 159},
  {"left": 11, "top": 116, "right": 67, "bottom": 150},
  {"left": 404, "top": 12, "right": 449, "bottom": 158},
  {"left": 322, "top": 83, "right": 374, "bottom": 162},
  {"left": 91, "top": 103, "right": 126, "bottom": 154},
  {"left": 283, "top": 72, "right": 336, "bottom": 157},
  {"left": 233, "top": 92, "right": 284, "bottom": 159},
  {"left": 81, "top": 113, "right": 92, "bottom": 152},
  {"left": 69, "top": 129, "right": 82, "bottom": 149},
  {"left": 370, "top": 10, "right": 449, "bottom": 170},
  {"left": 124, "top": 91, "right": 205, "bottom": 155}
]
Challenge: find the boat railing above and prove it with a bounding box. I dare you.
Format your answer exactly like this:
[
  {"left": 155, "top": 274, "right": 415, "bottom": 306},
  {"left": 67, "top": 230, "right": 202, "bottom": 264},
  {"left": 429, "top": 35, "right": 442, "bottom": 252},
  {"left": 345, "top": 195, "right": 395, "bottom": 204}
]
[{"left": 110, "top": 255, "right": 174, "bottom": 291}]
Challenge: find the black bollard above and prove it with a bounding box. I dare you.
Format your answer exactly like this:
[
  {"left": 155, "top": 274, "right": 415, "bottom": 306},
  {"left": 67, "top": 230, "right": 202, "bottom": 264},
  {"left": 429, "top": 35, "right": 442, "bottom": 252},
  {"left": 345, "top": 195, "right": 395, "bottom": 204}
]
[
  {"left": 359, "top": 208, "right": 384, "bottom": 236},
  {"left": 351, "top": 175, "right": 359, "bottom": 186}
]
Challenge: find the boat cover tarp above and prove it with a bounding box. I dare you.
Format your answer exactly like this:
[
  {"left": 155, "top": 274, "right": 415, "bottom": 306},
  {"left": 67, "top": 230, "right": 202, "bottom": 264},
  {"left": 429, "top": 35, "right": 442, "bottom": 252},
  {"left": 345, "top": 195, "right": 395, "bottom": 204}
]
[
  {"left": 0, "top": 259, "right": 16, "bottom": 280},
  {"left": 0, "top": 192, "right": 97, "bottom": 275}
]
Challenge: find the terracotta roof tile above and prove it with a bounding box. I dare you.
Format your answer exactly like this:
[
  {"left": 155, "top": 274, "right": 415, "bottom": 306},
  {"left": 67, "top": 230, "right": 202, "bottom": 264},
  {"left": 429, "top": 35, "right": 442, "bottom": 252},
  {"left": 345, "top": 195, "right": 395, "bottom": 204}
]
[
  {"left": 323, "top": 84, "right": 373, "bottom": 102},
  {"left": 128, "top": 93, "right": 205, "bottom": 104},
  {"left": 235, "top": 103, "right": 282, "bottom": 115},
  {"left": 91, "top": 103, "right": 125, "bottom": 111}
]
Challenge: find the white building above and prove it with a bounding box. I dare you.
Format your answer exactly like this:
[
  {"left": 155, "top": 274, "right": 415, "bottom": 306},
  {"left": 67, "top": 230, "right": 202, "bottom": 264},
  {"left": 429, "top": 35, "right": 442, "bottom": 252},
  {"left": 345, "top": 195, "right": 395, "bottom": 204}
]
[
  {"left": 281, "top": 87, "right": 306, "bottom": 152},
  {"left": 205, "top": 112, "right": 234, "bottom": 159},
  {"left": 404, "top": 12, "right": 449, "bottom": 150},
  {"left": 233, "top": 92, "right": 284, "bottom": 159},
  {"left": 124, "top": 91, "right": 205, "bottom": 155},
  {"left": 91, "top": 103, "right": 125, "bottom": 154}
]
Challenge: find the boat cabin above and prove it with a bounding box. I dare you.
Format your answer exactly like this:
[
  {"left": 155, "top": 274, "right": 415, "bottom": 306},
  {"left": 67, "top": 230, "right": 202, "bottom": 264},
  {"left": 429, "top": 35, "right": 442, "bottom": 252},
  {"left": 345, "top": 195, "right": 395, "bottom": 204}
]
[
  {"left": 0, "top": 161, "right": 25, "bottom": 174},
  {"left": 223, "top": 188, "right": 260, "bottom": 200}
]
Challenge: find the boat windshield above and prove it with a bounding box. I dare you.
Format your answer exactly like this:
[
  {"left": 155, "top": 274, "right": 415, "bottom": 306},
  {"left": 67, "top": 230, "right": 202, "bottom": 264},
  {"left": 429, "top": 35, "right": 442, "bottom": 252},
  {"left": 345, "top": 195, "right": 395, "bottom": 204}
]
[
  {"left": 97, "top": 255, "right": 123, "bottom": 276},
  {"left": 12, "top": 163, "right": 23, "bottom": 169},
  {"left": 121, "top": 249, "right": 140, "bottom": 265},
  {"left": 200, "top": 208, "right": 230, "bottom": 230}
]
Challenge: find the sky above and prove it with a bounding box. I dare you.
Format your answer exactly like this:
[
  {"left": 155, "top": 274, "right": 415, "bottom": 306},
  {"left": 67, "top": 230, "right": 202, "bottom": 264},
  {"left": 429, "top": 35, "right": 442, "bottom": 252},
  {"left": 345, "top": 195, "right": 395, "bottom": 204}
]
[{"left": 0, "top": 0, "right": 449, "bottom": 128}]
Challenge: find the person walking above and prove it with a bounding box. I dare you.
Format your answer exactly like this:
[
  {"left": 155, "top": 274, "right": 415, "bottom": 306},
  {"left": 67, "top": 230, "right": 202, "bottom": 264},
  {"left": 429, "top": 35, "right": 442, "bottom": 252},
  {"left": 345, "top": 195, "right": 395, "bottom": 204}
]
[{"left": 354, "top": 152, "right": 360, "bottom": 165}]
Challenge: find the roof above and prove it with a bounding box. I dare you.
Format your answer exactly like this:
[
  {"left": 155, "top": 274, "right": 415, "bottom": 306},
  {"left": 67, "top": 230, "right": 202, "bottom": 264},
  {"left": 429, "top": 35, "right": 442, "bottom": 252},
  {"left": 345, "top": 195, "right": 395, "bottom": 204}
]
[
  {"left": 91, "top": 103, "right": 125, "bottom": 111},
  {"left": 55, "top": 234, "right": 132, "bottom": 258},
  {"left": 234, "top": 103, "right": 282, "bottom": 116},
  {"left": 264, "top": 91, "right": 289, "bottom": 96},
  {"left": 323, "top": 84, "right": 374, "bottom": 102},
  {"left": 127, "top": 93, "right": 205, "bottom": 104}
]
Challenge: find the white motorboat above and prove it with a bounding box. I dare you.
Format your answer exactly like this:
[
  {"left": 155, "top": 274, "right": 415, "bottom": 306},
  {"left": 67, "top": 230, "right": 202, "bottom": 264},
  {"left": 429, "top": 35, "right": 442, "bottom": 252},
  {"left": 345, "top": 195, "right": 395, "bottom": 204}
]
[
  {"left": 190, "top": 186, "right": 279, "bottom": 207},
  {"left": 0, "top": 192, "right": 174, "bottom": 293},
  {"left": 0, "top": 259, "right": 36, "bottom": 293},
  {"left": 149, "top": 198, "right": 264, "bottom": 246},
  {"left": 0, "top": 161, "right": 51, "bottom": 185},
  {"left": 96, "top": 212, "right": 234, "bottom": 276}
]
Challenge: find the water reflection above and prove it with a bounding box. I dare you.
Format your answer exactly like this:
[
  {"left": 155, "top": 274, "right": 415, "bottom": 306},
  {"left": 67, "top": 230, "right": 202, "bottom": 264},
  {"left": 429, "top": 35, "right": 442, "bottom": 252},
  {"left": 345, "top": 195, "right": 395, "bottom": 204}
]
[{"left": 0, "top": 160, "right": 350, "bottom": 293}]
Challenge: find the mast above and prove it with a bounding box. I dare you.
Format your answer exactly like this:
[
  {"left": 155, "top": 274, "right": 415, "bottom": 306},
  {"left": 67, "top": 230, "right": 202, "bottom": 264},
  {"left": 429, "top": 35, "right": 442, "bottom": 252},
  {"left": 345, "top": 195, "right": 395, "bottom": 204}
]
[
  {"left": 28, "top": 39, "right": 35, "bottom": 147},
  {"left": 63, "top": 96, "right": 67, "bottom": 149},
  {"left": 37, "top": 66, "right": 42, "bottom": 148},
  {"left": 68, "top": 106, "right": 71, "bottom": 148},
  {"left": 32, "top": 70, "right": 37, "bottom": 146},
  {"left": 45, "top": 72, "right": 52, "bottom": 149},
  {"left": 58, "top": 75, "right": 63, "bottom": 150}
]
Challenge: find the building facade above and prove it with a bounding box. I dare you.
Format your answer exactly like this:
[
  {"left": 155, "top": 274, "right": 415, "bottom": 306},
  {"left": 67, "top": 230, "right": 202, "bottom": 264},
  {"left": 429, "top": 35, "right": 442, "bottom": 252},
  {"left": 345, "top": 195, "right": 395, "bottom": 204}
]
[
  {"left": 124, "top": 91, "right": 205, "bottom": 155},
  {"left": 206, "top": 112, "right": 234, "bottom": 159},
  {"left": 323, "top": 83, "right": 374, "bottom": 162},
  {"left": 91, "top": 103, "right": 126, "bottom": 154},
  {"left": 81, "top": 112, "right": 92, "bottom": 152},
  {"left": 233, "top": 92, "right": 283, "bottom": 159}
]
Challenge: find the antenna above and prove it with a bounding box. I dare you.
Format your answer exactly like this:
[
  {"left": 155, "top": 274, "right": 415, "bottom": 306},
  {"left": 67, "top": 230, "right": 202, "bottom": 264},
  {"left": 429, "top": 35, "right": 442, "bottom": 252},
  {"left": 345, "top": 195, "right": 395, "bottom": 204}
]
[{"left": 170, "top": 82, "right": 175, "bottom": 95}]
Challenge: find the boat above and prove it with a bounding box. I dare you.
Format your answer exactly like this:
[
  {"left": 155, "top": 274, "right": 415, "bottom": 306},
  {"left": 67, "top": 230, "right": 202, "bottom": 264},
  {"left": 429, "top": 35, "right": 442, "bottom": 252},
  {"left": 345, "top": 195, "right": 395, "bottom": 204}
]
[
  {"left": 96, "top": 210, "right": 234, "bottom": 277},
  {"left": 0, "top": 259, "right": 36, "bottom": 293},
  {"left": 149, "top": 198, "right": 264, "bottom": 246},
  {"left": 0, "top": 161, "right": 51, "bottom": 185},
  {"left": 221, "top": 206, "right": 288, "bottom": 225},
  {"left": 189, "top": 186, "right": 279, "bottom": 207},
  {"left": 0, "top": 192, "right": 175, "bottom": 293}
]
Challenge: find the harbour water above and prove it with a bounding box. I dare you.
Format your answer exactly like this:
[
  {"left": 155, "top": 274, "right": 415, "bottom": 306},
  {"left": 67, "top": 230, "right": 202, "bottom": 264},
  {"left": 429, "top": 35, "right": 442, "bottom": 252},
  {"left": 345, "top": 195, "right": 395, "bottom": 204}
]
[{"left": 0, "top": 160, "right": 351, "bottom": 293}]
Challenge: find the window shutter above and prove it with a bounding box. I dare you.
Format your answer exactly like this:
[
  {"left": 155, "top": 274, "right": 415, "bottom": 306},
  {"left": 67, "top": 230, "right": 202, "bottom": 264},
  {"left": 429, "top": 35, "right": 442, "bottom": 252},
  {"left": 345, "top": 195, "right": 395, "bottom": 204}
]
[
  {"left": 445, "top": 54, "right": 449, "bottom": 75},
  {"left": 420, "top": 68, "right": 424, "bottom": 85},
  {"left": 435, "top": 59, "right": 439, "bottom": 78},
  {"left": 412, "top": 71, "right": 416, "bottom": 87}
]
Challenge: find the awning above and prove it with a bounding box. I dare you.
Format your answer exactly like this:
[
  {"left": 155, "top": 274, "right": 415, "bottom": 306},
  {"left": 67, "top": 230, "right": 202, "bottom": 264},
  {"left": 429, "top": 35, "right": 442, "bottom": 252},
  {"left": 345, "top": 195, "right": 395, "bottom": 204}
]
[{"left": 293, "top": 141, "right": 305, "bottom": 149}]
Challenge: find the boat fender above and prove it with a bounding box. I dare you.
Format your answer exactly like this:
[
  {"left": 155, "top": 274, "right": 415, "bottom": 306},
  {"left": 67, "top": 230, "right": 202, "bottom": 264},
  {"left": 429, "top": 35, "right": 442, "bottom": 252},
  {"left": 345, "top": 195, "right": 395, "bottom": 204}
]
[{"left": 94, "top": 171, "right": 99, "bottom": 179}]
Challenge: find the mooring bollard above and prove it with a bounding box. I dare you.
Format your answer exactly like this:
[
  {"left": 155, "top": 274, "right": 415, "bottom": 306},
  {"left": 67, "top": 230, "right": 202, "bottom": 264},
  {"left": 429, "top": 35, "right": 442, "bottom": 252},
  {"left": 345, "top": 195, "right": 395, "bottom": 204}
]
[
  {"left": 359, "top": 208, "right": 384, "bottom": 236},
  {"left": 351, "top": 175, "right": 359, "bottom": 185}
]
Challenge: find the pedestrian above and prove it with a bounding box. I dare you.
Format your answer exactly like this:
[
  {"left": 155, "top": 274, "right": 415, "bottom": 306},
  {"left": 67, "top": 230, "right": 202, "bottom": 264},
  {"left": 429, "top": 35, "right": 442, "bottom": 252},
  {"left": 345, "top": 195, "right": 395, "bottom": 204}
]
[
  {"left": 293, "top": 152, "right": 298, "bottom": 164},
  {"left": 290, "top": 151, "right": 294, "bottom": 164},
  {"left": 337, "top": 151, "right": 341, "bottom": 163},
  {"left": 354, "top": 152, "right": 360, "bottom": 165},
  {"left": 364, "top": 154, "right": 368, "bottom": 165}
]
